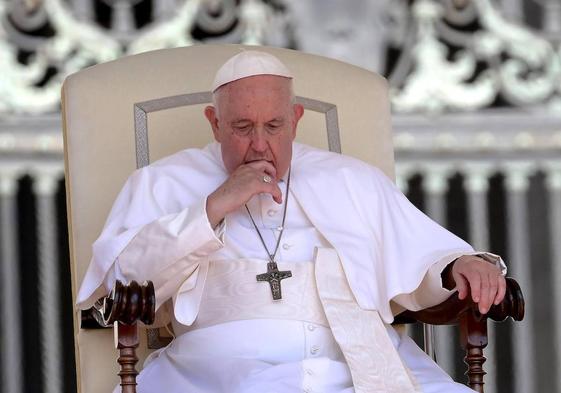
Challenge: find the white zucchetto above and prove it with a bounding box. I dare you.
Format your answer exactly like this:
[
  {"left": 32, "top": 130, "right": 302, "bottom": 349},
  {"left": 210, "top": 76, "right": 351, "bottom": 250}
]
[{"left": 211, "top": 50, "right": 293, "bottom": 92}]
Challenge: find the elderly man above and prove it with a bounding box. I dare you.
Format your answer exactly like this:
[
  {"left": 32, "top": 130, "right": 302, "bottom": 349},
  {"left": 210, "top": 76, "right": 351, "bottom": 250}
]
[{"left": 77, "top": 51, "right": 506, "bottom": 393}]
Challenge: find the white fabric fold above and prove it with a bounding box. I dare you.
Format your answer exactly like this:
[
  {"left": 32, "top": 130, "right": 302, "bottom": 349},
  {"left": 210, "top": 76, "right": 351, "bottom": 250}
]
[{"left": 173, "top": 262, "right": 209, "bottom": 326}]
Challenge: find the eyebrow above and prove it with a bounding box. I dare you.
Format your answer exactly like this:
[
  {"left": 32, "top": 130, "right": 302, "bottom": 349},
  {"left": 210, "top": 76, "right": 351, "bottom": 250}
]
[
  {"left": 230, "top": 117, "right": 285, "bottom": 126},
  {"left": 267, "top": 117, "right": 285, "bottom": 124},
  {"left": 231, "top": 119, "right": 253, "bottom": 126}
]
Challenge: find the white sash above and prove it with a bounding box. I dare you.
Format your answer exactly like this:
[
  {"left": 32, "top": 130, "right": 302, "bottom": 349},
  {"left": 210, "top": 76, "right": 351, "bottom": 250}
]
[
  {"left": 314, "top": 247, "right": 422, "bottom": 393},
  {"left": 172, "top": 258, "right": 329, "bottom": 336}
]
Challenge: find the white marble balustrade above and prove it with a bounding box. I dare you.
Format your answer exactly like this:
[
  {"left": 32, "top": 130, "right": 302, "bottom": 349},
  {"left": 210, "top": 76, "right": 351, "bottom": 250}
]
[{"left": 396, "top": 158, "right": 561, "bottom": 393}]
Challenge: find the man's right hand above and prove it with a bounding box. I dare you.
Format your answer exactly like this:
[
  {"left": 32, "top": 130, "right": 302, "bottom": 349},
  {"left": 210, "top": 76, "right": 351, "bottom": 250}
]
[{"left": 206, "top": 160, "right": 283, "bottom": 228}]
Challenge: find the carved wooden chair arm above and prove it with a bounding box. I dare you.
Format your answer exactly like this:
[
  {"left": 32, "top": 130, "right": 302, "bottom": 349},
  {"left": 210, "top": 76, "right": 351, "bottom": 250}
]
[
  {"left": 394, "top": 277, "right": 524, "bottom": 324},
  {"left": 393, "top": 277, "right": 525, "bottom": 393},
  {"left": 81, "top": 280, "right": 156, "bottom": 328},
  {"left": 81, "top": 280, "right": 155, "bottom": 393}
]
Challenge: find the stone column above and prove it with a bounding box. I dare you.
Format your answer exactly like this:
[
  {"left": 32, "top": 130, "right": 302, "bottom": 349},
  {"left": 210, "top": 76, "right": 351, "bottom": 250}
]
[
  {"left": 425, "top": 167, "right": 449, "bottom": 225},
  {"left": 465, "top": 165, "right": 496, "bottom": 393},
  {"left": 423, "top": 166, "right": 455, "bottom": 375},
  {"left": 395, "top": 164, "right": 414, "bottom": 194},
  {"left": 505, "top": 164, "right": 535, "bottom": 393},
  {"left": 33, "top": 169, "right": 63, "bottom": 393},
  {"left": 0, "top": 168, "right": 23, "bottom": 393},
  {"left": 545, "top": 163, "right": 561, "bottom": 389}
]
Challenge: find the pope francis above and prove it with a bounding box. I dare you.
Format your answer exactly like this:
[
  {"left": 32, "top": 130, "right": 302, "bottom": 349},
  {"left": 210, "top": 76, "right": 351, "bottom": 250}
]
[{"left": 77, "top": 51, "right": 507, "bottom": 393}]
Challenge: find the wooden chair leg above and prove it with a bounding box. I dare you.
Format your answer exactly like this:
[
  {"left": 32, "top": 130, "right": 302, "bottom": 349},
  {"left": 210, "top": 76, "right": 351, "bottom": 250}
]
[
  {"left": 393, "top": 278, "right": 524, "bottom": 392},
  {"left": 116, "top": 322, "right": 140, "bottom": 393},
  {"left": 459, "top": 311, "right": 488, "bottom": 393},
  {"left": 83, "top": 281, "right": 155, "bottom": 393}
]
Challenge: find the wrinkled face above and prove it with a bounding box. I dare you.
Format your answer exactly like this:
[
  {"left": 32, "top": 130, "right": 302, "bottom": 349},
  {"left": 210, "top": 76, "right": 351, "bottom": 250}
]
[{"left": 205, "top": 75, "right": 304, "bottom": 180}]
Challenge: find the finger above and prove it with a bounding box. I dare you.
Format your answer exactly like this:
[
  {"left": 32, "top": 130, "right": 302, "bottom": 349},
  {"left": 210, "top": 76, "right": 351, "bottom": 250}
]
[
  {"left": 269, "top": 183, "right": 283, "bottom": 204},
  {"left": 495, "top": 275, "right": 507, "bottom": 305},
  {"left": 468, "top": 272, "right": 481, "bottom": 304},
  {"left": 477, "top": 273, "right": 489, "bottom": 313},
  {"left": 244, "top": 160, "right": 277, "bottom": 178},
  {"left": 485, "top": 272, "right": 499, "bottom": 313},
  {"left": 252, "top": 176, "right": 282, "bottom": 204},
  {"left": 454, "top": 273, "right": 469, "bottom": 300},
  {"left": 479, "top": 273, "right": 493, "bottom": 314}
]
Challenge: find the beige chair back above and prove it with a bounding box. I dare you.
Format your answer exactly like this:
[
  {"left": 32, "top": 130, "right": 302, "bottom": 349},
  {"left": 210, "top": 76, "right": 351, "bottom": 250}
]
[{"left": 62, "top": 44, "right": 394, "bottom": 393}]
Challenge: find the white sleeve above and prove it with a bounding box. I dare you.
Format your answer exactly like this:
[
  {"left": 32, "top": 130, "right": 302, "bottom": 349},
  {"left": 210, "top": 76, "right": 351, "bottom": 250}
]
[
  {"left": 103, "top": 197, "right": 224, "bottom": 309},
  {"left": 392, "top": 251, "right": 464, "bottom": 311},
  {"left": 393, "top": 251, "right": 508, "bottom": 312}
]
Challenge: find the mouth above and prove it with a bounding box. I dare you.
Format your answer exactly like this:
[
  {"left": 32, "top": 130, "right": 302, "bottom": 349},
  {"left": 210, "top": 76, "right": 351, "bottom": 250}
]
[{"left": 245, "top": 158, "right": 274, "bottom": 165}]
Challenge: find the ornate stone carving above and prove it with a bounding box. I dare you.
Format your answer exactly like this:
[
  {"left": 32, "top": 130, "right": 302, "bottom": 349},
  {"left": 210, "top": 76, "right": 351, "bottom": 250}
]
[
  {"left": 392, "top": 0, "right": 561, "bottom": 113},
  {"left": 2, "top": 0, "right": 561, "bottom": 115},
  {"left": 0, "top": 0, "right": 281, "bottom": 114}
]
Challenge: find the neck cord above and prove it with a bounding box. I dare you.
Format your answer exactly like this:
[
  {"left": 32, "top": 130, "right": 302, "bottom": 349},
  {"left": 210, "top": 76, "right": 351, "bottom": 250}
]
[{"left": 245, "top": 168, "right": 291, "bottom": 263}]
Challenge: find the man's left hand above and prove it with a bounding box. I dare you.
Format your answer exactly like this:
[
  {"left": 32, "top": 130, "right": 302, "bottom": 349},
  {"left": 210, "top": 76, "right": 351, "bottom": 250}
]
[{"left": 447, "top": 255, "right": 506, "bottom": 314}]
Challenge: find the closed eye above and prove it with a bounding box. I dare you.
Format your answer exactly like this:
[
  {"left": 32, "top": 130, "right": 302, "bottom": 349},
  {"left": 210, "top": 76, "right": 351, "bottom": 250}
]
[
  {"left": 232, "top": 122, "right": 252, "bottom": 136},
  {"left": 266, "top": 120, "right": 284, "bottom": 134}
]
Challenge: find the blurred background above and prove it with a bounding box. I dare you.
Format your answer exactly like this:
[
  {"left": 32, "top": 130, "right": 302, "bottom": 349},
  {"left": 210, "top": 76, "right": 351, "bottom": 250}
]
[{"left": 0, "top": 0, "right": 560, "bottom": 392}]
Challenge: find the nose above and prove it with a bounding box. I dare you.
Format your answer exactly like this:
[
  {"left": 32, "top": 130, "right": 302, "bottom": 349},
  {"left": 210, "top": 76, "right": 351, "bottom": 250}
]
[{"left": 250, "top": 128, "right": 268, "bottom": 152}]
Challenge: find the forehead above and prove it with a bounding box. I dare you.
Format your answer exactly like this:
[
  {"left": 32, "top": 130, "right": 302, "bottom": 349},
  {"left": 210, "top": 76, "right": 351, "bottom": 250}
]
[{"left": 215, "top": 75, "right": 293, "bottom": 116}]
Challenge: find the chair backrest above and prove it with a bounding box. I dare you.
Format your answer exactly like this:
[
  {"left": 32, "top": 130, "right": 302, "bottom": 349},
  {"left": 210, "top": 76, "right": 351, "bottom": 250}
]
[{"left": 62, "top": 44, "right": 394, "bottom": 393}]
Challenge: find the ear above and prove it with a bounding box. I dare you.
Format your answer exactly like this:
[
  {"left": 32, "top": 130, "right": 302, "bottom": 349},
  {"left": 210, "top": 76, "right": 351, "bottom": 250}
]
[
  {"left": 291, "top": 103, "right": 304, "bottom": 138},
  {"left": 204, "top": 106, "right": 221, "bottom": 142}
]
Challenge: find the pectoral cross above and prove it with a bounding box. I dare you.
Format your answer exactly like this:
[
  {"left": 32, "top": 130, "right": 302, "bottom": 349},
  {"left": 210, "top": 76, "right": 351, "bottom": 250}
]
[{"left": 256, "top": 261, "right": 292, "bottom": 300}]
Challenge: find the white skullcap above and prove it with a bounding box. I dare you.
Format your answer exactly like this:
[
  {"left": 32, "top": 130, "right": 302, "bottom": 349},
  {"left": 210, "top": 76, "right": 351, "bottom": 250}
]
[{"left": 211, "top": 50, "right": 293, "bottom": 92}]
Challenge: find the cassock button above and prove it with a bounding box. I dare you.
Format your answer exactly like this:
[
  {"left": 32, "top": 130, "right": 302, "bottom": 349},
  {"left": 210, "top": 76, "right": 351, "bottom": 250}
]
[
  {"left": 267, "top": 209, "right": 277, "bottom": 217},
  {"left": 307, "top": 324, "right": 316, "bottom": 331}
]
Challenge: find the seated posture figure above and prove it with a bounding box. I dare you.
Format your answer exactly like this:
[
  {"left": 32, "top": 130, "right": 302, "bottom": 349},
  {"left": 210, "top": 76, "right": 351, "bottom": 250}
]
[{"left": 77, "top": 51, "right": 506, "bottom": 393}]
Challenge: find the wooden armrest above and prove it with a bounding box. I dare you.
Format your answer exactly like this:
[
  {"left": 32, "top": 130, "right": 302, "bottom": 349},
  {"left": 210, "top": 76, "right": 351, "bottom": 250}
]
[
  {"left": 81, "top": 280, "right": 156, "bottom": 328},
  {"left": 393, "top": 277, "right": 524, "bottom": 393},
  {"left": 394, "top": 277, "right": 524, "bottom": 325},
  {"left": 81, "top": 281, "right": 156, "bottom": 393}
]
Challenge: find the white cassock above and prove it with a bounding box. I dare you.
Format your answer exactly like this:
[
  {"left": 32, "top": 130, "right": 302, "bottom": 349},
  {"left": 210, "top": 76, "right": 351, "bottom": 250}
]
[{"left": 77, "top": 142, "right": 498, "bottom": 392}]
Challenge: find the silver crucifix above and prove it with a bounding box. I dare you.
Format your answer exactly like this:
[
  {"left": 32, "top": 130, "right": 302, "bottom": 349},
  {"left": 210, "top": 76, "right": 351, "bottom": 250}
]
[{"left": 256, "top": 262, "right": 292, "bottom": 300}]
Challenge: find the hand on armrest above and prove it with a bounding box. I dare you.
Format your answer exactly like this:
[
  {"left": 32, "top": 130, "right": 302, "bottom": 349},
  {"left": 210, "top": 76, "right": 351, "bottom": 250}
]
[
  {"left": 441, "top": 255, "right": 507, "bottom": 314},
  {"left": 394, "top": 276, "right": 524, "bottom": 325}
]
